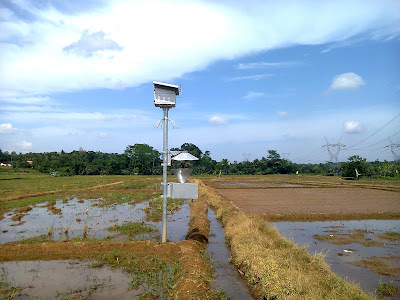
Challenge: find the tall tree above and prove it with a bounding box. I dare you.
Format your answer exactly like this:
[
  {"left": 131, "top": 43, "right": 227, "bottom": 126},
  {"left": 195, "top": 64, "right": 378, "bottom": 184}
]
[{"left": 125, "top": 144, "right": 161, "bottom": 175}]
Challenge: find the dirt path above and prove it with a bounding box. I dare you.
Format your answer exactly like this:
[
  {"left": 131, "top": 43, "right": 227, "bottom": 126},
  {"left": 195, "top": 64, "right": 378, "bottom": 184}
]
[{"left": 218, "top": 188, "right": 400, "bottom": 214}]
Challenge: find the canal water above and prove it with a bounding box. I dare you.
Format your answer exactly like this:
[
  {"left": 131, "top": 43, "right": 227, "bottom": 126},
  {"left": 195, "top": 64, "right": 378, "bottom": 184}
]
[{"left": 207, "top": 208, "right": 254, "bottom": 299}]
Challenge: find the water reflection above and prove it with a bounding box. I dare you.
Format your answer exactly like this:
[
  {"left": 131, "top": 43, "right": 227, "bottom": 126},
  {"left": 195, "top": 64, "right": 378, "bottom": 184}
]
[
  {"left": 0, "top": 198, "right": 189, "bottom": 243},
  {"left": 207, "top": 208, "right": 254, "bottom": 299},
  {"left": 270, "top": 219, "right": 400, "bottom": 294}
]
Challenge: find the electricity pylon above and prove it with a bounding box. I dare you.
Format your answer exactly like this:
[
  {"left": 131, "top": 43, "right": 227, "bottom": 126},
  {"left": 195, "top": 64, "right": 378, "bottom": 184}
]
[
  {"left": 322, "top": 138, "right": 345, "bottom": 163},
  {"left": 385, "top": 138, "right": 400, "bottom": 162}
]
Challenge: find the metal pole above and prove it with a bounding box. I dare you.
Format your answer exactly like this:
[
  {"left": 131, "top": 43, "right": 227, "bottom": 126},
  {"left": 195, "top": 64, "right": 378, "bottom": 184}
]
[{"left": 162, "top": 107, "right": 169, "bottom": 243}]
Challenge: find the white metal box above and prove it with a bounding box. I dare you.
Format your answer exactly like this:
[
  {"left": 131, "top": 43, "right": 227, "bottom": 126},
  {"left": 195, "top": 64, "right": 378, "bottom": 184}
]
[
  {"left": 167, "top": 182, "right": 198, "bottom": 199},
  {"left": 153, "top": 81, "right": 179, "bottom": 108}
]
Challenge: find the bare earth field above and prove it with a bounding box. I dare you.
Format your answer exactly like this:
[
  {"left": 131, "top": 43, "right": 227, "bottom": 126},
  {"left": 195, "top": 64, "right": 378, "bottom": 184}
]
[
  {"left": 200, "top": 175, "right": 400, "bottom": 221},
  {"left": 218, "top": 187, "right": 400, "bottom": 214}
]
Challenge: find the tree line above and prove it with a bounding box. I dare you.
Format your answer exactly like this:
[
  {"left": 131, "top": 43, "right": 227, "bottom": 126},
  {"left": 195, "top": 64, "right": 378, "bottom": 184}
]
[{"left": 0, "top": 144, "right": 398, "bottom": 179}]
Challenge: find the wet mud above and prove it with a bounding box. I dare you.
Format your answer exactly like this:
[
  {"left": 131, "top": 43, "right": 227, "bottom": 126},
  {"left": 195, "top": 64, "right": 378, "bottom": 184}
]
[{"left": 0, "top": 260, "right": 142, "bottom": 299}]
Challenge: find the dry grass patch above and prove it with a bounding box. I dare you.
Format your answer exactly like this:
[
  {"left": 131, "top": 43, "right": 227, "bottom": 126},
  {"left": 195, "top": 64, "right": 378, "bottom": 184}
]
[{"left": 195, "top": 179, "right": 372, "bottom": 299}]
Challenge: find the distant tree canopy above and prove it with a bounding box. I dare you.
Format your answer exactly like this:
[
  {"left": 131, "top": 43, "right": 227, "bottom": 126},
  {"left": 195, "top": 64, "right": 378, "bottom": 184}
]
[
  {"left": 0, "top": 144, "right": 398, "bottom": 178},
  {"left": 124, "top": 144, "right": 161, "bottom": 175},
  {"left": 341, "top": 155, "right": 370, "bottom": 178}
]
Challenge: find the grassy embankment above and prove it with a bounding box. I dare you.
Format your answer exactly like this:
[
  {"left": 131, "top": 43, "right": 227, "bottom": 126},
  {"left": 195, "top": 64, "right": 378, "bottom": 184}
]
[{"left": 195, "top": 178, "right": 373, "bottom": 299}]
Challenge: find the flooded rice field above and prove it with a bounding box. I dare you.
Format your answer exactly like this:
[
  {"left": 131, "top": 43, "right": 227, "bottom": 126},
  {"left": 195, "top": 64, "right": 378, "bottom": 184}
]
[
  {"left": 270, "top": 219, "right": 400, "bottom": 295},
  {"left": 207, "top": 209, "right": 253, "bottom": 299},
  {"left": 1, "top": 260, "right": 143, "bottom": 299},
  {"left": 0, "top": 198, "right": 192, "bottom": 298},
  {"left": 0, "top": 198, "right": 189, "bottom": 243},
  {"left": 0, "top": 197, "right": 255, "bottom": 299}
]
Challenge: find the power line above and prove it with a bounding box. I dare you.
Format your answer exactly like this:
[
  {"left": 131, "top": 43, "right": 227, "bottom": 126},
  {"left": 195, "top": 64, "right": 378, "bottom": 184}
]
[
  {"left": 346, "top": 113, "right": 400, "bottom": 150},
  {"left": 291, "top": 147, "right": 325, "bottom": 162},
  {"left": 346, "top": 131, "right": 400, "bottom": 151}
]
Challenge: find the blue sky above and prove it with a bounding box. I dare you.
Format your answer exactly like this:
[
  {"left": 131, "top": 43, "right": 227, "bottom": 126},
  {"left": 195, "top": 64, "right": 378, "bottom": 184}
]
[{"left": 0, "top": 0, "right": 399, "bottom": 163}]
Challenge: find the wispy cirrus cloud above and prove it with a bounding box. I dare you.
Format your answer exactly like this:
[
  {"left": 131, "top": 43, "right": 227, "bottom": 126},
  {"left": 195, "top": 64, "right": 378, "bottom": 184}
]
[
  {"left": 242, "top": 91, "right": 265, "bottom": 100},
  {"left": 237, "top": 61, "right": 301, "bottom": 70},
  {"left": 0, "top": 96, "right": 55, "bottom": 105},
  {"left": 227, "top": 74, "right": 274, "bottom": 81}
]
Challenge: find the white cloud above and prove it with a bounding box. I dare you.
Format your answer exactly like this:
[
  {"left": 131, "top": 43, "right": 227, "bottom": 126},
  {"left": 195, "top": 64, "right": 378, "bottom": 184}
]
[
  {"left": 1, "top": 110, "right": 152, "bottom": 128},
  {"left": 209, "top": 115, "right": 229, "bottom": 125},
  {"left": 243, "top": 91, "right": 264, "bottom": 100},
  {"left": 98, "top": 132, "right": 109, "bottom": 138},
  {"left": 15, "top": 141, "right": 32, "bottom": 151},
  {"left": 277, "top": 111, "right": 287, "bottom": 117},
  {"left": 1, "top": 0, "right": 399, "bottom": 96},
  {"left": 4, "top": 140, "right": 33, "bottom": 153},
  {"left": 343, "top": 121, "right": 364, "bottom": 133},
  {"left": 237, "top": 61, "right": 300, "bottom": 69},
  {"left": 0, "top": 123, "right": 18, "bottom": 135},
  {"left": 63, "top": 30, "right": 123, "bottom": 57},
  {"left": 228, "top": 74, "right": 274, "bottom": 81},
  {"left": 330, "top": 72, "right": 365, "bottom": 90},
  {"left": 0, "top": 96, "right": 54, "bottom": 105}
]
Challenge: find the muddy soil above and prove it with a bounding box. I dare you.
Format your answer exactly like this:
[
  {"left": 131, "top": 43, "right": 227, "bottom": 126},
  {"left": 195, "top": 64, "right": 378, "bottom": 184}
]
[
  {"left": 0, "top": 240, "right": 212, "bottom": 299},
  {"left": 218, "top": 188, "right": 400, "bottom": 215}
]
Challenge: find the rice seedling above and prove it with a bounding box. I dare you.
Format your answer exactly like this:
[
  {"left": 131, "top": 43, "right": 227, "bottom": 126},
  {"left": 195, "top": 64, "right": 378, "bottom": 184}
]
[
  {"left": 83, "top": 223, "right": 88, "bottom": 239},
  {"left": 64, "top": 223, "right": 70, "bottom": 235},
  {"left": 47, "top": 222, "right": 55, "bottom": 236}
]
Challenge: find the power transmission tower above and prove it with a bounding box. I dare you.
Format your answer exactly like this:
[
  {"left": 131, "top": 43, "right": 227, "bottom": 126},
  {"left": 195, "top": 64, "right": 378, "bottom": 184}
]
[
  {"left": 282, "top": 152, "right": 291, "bottom": 160},
  {"left": 385, "top": 138, "right": 400, "bottom": 162},
  {"left": 241, "top": 153, "right": 252, "bottom": 162},
  {"left": 322, "top": 138, "right": 345, "bottom": 163}
]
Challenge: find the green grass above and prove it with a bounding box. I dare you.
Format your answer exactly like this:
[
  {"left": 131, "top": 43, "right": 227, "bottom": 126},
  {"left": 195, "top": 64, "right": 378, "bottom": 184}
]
[
  {"left": 376, "top": 279, "right": 398, "bottom": 297},
  {"left": 313, "top": 234, "right": 330, "bottom": 241},
  {"left": 0, "top": 267, "right": 21, "bottom": 299},
  {"left": 18, "top": 234, "right": 50, "bottom": 244},
  {"left": 384, "top": 231, "right": 400, "bottom": 241},
  {"left": 94, "top": 251, "right": 181, "bottom": 298},
  {"left": 143, "top": 197, "right": 184, "bottom": 222},
  {"left": 0, "top": 170, "right": 162, "bottom": 215}
]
